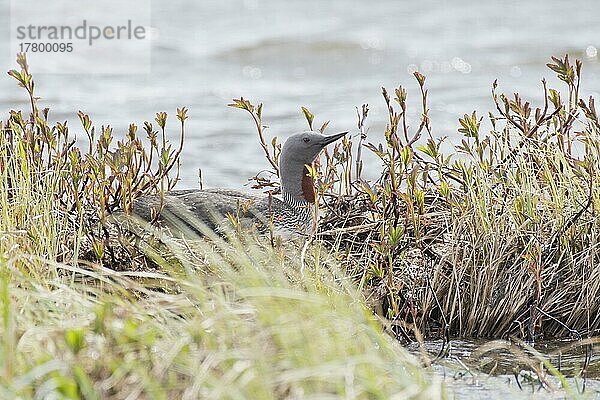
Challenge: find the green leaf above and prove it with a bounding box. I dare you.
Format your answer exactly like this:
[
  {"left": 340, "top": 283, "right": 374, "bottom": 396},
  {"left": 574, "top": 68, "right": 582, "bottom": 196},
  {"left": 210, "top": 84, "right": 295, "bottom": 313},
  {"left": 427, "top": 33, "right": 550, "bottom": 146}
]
[
  {"left": 64, "top": 328, "right": 85, "bottom": 355},
  {"left": 388, "top": 225, "right": 404, "bottom": 246},
  {"left": 177, "top": 107, "right": 188, "bottom": 122},
  {"left": 400, "top": 146, "right": 411, "bottom": 166},
  {"left": 228, "top": 97, "right": 253, "bottom": 112},
  {"left": 73, "top": 366, "right": 100, "bottom": 400},
  {"left": 301, "top": 106, "right": 314, "bottom": 130}
]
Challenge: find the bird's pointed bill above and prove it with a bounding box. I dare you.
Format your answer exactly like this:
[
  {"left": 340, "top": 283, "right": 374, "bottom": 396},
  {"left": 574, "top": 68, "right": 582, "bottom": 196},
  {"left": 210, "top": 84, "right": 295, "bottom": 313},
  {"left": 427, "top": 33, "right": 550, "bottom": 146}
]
[{"left": 322, "top": 131, "right": 348, "bottom": 145}]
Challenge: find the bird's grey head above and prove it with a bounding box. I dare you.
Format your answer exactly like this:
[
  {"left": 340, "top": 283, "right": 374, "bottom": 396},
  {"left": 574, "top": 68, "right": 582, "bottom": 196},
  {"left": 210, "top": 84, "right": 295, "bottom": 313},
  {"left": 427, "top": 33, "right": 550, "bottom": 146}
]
[{"left": 279, "top": 130, "right": 347, "bottom": 204}]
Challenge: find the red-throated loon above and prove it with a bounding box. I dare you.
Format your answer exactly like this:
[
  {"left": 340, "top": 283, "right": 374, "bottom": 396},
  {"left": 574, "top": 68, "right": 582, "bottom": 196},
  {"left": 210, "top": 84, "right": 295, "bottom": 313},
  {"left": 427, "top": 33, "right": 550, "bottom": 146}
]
[{"left": 132, "top": 130, "right": 347, "bottom": 238}]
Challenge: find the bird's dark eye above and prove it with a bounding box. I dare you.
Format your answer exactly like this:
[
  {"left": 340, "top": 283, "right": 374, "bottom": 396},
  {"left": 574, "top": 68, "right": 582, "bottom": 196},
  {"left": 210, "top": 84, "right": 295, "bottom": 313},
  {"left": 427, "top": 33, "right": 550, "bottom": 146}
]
[{"left": 303, "top": 137, "right": 310, "bottom": 143}]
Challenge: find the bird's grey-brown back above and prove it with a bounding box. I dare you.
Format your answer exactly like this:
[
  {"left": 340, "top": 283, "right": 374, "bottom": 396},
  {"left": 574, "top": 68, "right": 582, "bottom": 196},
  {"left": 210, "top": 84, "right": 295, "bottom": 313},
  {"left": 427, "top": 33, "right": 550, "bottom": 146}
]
[{"left": 131, "top": 130, "right": 347, "bottom": 238}]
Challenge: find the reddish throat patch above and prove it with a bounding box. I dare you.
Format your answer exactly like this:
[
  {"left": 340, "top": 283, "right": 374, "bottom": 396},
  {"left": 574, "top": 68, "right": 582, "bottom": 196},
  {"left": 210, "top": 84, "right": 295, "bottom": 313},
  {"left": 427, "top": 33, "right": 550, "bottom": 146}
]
[{"left": 301, "top": 165, "right": 315, "bottom": 203}]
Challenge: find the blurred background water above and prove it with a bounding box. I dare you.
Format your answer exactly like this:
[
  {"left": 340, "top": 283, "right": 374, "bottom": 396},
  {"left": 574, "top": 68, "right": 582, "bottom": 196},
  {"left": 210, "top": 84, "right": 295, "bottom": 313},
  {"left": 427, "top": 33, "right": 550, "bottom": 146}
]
[{"left": 1, "top": 0, "right": 599, "bottom": 188}]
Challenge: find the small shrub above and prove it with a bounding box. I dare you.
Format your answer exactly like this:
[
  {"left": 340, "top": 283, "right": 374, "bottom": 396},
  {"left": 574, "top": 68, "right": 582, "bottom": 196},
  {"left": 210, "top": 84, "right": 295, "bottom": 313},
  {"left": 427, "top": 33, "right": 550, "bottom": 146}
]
[
  {"left": 233, "top": 55, "right": 600, "bottom": 341},
  {"left": 1, "top": 53, "right": 186, "bottom": 265}
]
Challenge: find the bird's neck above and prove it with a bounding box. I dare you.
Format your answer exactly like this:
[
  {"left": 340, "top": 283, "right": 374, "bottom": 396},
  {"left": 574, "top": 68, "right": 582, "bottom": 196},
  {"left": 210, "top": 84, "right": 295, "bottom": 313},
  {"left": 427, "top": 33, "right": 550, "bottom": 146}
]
[{"left": 281, "top": 164, "right": 315, "bottom": 205}]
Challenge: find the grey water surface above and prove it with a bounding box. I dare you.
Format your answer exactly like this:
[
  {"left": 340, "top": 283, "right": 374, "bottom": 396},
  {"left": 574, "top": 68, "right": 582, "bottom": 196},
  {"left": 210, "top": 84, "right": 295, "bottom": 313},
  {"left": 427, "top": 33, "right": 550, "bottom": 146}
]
[
  {"left": 1, "top": 0, "right": 600, "bottom": 189},
  {"left": 411, "top": 339, "right": 600, "bottom": 399}
]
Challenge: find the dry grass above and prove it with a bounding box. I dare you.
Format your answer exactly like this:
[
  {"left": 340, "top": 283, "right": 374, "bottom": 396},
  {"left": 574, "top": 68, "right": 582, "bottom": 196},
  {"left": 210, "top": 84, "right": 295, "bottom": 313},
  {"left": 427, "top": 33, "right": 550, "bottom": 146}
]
[{"left": 0, "top": 230, "right": 444, "bottom": 398}]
